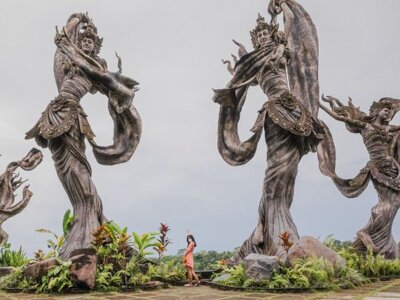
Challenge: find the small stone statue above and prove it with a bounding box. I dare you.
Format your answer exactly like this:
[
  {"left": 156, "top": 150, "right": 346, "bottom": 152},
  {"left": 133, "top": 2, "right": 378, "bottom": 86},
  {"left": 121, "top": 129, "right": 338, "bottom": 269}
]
[
  {"left": 213, "top": 0, "right": 324, "bottom": 262},
  {"left": 25, "top": 13, "right": 142, "bottom": 259},
  {"left": 0, "top": 148, "right": 43, "bottom": 244},
  {"left": 319, "top": 96, "right": 400, "bottom": 259}
]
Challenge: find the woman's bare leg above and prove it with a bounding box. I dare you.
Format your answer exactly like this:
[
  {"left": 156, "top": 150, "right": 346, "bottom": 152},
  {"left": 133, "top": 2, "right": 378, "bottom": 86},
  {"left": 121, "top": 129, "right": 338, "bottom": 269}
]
[
  {"left": 192, "top": 271, "right": 200, "bottom": 285},
  {"left": 186, "top": 266, "right": 193, "bottom": 286}
]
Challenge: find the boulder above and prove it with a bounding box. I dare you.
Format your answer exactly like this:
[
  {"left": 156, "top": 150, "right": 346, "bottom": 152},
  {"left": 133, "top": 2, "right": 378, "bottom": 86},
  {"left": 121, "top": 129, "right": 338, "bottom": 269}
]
[
  {"left": 287, "top": 236, "right": 346, "bottom": 268},
  {"left": 69, "top": 248, "right": 97, "bottom": 289},
  {"left": 212, "top": 273, "right": 231, "bottom": 283},
  {"left": 0, "top": 267, "right": 15, "bottom": 277},
  {"left": 24, "top": 258, "right": 59, "bottom": 279},
  {"left": 244, "top": 254, "right": 279, "bottom": 280}
]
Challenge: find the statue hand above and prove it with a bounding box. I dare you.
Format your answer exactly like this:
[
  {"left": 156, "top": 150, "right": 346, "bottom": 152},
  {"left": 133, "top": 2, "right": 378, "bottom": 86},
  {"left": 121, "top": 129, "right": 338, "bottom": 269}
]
[
  {"left": 68, "top": 12, "right": 89, "bottom": 23},
  {"left": 221, "top": 59, "right": 234, "bottom": 75},
  {"left": 232, "top": 39, "right": 247, "bottom": 58},
  {"left": 23, "top": 185, "right": 33, "bottom": 200}
]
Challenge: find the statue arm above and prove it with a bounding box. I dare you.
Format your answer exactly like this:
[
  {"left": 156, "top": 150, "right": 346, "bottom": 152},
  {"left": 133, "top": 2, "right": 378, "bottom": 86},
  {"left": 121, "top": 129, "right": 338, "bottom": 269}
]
[
  {"left": 389, "top": 125, "right": 400, "bottom": 132},
  {"left": 55, "top": 13, "right": 88, "bottom": 46},
  {"left": 320, "top": 95, "right": 366, "bottom": 129},
  {"left": 0, "top": 186, "right": 32, "bottom": 216}
]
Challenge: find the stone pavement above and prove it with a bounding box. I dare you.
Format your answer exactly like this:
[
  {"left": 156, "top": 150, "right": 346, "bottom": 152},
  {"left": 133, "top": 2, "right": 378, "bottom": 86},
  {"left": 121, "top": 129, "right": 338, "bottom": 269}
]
[{"left": 0, "top": 279, "right": 400, "bottom": 299}]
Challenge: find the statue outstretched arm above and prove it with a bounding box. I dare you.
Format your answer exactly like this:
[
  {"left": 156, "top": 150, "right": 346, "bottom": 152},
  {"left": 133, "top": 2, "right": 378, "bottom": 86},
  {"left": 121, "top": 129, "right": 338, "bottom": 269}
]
[
  {"left": 0, "top": 149, "right": 42, "bottom": 244},
  {"left": 320, "top": 95, "right": 366, "bottom": 129}
]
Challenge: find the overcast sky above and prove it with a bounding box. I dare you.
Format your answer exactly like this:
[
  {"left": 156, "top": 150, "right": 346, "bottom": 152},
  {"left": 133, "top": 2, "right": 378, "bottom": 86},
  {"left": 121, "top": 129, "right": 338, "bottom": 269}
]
[{"left": 1, "top": 0, "right": 400, "bottom": 256}]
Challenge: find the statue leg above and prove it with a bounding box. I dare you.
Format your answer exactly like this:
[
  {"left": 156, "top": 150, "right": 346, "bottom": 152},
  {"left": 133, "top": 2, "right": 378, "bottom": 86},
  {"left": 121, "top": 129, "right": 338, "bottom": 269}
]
[
  {"left": 49, "top": 123, "right": 104, "bottom": 260},
  {"left": 353, "top": 180, "right": 400, "bottom": 259},
  {"left": 232, "top": 117, "right": 302, "bottom": 263}
]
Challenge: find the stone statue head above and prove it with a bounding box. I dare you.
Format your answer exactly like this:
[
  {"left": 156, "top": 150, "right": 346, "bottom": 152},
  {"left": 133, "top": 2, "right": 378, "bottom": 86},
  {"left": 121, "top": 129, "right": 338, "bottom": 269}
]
[
  {"left": 78, "top": 21, "right": 103, "bottom": 56},
  {"left": 368, "top": 98, "right": 397, "bottom": 124},
  {"left": 250, "top": 13, "right": 282, "bottom": 49}
]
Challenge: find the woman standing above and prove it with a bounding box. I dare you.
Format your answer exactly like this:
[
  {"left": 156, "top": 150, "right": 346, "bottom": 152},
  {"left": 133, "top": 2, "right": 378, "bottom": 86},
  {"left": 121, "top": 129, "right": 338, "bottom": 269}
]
[{"left": 183, "top": 235, "right": 200, "bottom": 286}]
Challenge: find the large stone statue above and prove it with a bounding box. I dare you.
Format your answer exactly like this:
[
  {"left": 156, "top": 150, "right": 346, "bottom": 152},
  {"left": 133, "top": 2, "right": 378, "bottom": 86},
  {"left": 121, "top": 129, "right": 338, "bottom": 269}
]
[
  {"left": 25, "top": 13, "right": 142, "bottom": 259},
  {"left": 319, "top": 96, "right": 400, "bottom": 259},
  {"left": 0, "top": 148, "right": 43, "bottom": 244},
  {"left": 213, "top": 0, "right": 324, "bottom": 262}
]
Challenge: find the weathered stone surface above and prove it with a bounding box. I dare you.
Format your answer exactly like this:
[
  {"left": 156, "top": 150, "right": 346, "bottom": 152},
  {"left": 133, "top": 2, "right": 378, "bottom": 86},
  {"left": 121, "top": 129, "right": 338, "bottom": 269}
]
[
  {"left": 24, "top": 258, "right": 59, "bottom": 279},
  {"left": 213, "top": 0, "right": 323, "bottom": 264},
  {"left": 70, "top": 248, "right": 97, "bottom": 289},
  {"left": 0, "top": 267, "right": 15, "bottom": 277},
  {"left": 25, "top": 14, "right": 142, "bottom": 260},
  {"left": 244, "top": 254, "right": 279, "bottom": 281},
  {"left": 0, "top": 148, "right": 43, "bottom": 245},
  {"left": 212, "top": 273, "right": 231, "bottom": 283},
  {"left": 287, "top": 236, "right": 346, "bottom": 268}
]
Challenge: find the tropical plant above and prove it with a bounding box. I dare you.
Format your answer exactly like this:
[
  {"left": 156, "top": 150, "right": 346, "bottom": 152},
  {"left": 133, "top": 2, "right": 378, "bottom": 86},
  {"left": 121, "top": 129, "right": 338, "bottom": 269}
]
[
  {"left": 35, "top": 209, "right": 75, "bottom": 257},
  {"left": 0, "top": 243, "right": 29, "bottom": 267},
  {"left": 125, "top": 257, "right": 151, "bottom": 286},
  {"left": 213, "top": 255, "right": 367, "bottom": 290},
  {"left": 37, "top": 259, "right": 73, "bottom": 292},
  {"left": 147, "top": 260, "right": 186, "bottom": 282},
  {"left": 132, "top": 231, "right": 160, "bottom": 261},
  {"left": 153, "top": 223, "right": 171, "bottom": 260},
  {"left": 0, "top": 266, "right": 36, "bottom": 290},
  {"left": 212, "top": 263, "right": 248, "bottom": 287},
  {"left": 95, "top": 263, "right": 128, "bottom": 291},
  {"left": 279, "top": 231, "right": 294, "bottom": 254}
]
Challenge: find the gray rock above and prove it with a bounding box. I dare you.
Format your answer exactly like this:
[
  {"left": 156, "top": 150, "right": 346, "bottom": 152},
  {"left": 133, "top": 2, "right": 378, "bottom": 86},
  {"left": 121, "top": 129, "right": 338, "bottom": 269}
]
[
  {"left": 287, "top": 236, "right": 346, "bottom": 268},
  {"left": 244, "top": 254, "right": 279, "bottom": 280},
  {"left": 212, "top": 273, "right": 231, "bottom": 283},
  {"left": 24, "top": 258, "right": 59, "bottom": 279},
  {"left": 69, "top": 248, "right": 97, "bottom": 289},
  {"left": 0, "top": 267, "right": 15, "bottom": 277}
]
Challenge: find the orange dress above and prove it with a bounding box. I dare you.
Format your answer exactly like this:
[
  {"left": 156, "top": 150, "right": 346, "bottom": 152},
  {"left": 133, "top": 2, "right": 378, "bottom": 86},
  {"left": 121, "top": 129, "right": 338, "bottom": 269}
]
[{"left": 183, "top": 241, "right": 195, "bottom": 268}]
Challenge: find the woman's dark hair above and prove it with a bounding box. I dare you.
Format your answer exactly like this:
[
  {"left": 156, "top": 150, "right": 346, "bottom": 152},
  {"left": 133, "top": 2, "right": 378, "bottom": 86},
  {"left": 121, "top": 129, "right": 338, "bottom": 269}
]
[{"left": 187, "top": 234, "right": 197, "bottom": 247}]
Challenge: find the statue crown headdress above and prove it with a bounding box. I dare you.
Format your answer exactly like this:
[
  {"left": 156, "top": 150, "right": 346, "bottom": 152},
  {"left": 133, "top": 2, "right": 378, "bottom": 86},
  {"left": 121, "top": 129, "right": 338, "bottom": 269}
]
[
  {"left": 250, "top": 13, "right": 279, "bottom": 49},
  {"left": 78, "top": 20, "right": 103, "bottom": 55}
]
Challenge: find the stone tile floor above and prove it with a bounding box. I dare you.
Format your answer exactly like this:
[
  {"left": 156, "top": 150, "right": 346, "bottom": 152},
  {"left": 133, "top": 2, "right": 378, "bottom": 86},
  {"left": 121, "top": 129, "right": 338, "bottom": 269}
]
[{"left": 1, "top": 279, "right": 400, "bottom": 299}]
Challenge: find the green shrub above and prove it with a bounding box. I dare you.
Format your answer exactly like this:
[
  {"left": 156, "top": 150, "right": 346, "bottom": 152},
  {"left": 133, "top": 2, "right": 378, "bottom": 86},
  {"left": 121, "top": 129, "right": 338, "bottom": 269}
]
[
  {"left": 147, "top": 261, "right": 186, "bottom": 282},
  {"left": 0, "top": 266, "right": 36, "bottom": 290},
  {"left": 0, "top": 243, "right": 29, "bottom": 267},
  {"left": 37, "top": 260, "right": 73, "bottom": 293},
  {"left": 213, "top": 264, "right": 248, "bottom": 287}
]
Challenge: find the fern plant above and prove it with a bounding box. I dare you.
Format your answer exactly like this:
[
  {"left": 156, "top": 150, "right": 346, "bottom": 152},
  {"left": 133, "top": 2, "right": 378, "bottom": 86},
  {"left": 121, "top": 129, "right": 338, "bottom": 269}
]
[{"left": 147, "top": 260, "right": 186, "bottom": 282}]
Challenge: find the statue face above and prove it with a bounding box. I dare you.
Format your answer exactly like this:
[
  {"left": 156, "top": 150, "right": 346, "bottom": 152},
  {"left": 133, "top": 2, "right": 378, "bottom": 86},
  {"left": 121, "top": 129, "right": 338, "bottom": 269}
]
[
  {"left": 256, "top": 29, "right": 270, "bottom": 47},
  {"left": 81, "top": 37, "right": 95, "bottom": 55},
  {"left": 378, "top": 107, "right": 393, "bottom": 122}
]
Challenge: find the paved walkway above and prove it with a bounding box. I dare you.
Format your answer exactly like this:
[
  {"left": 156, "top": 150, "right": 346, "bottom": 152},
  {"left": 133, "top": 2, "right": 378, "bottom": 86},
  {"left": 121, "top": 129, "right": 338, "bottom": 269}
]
[{"left": 1, "top": 279, "right": 400, "bottom": 299}]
